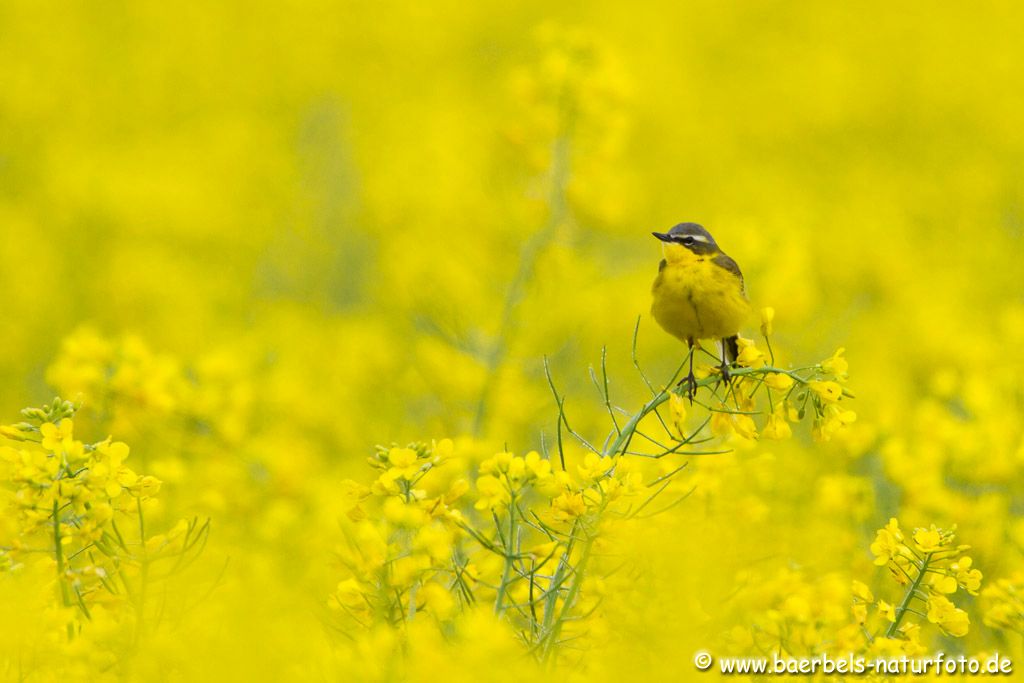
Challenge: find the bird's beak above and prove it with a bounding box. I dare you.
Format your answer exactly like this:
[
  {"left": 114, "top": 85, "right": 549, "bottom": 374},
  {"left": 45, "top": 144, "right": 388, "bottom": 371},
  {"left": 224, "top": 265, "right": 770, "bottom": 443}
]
[{"left": 652, "top": 232, "right": 672, "bottom": 243}]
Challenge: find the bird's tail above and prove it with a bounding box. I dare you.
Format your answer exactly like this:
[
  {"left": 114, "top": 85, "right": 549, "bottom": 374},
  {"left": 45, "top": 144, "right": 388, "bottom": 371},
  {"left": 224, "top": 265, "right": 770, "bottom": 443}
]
[{"left": 721, "top": 335, "right": 740, "bottom": 365}]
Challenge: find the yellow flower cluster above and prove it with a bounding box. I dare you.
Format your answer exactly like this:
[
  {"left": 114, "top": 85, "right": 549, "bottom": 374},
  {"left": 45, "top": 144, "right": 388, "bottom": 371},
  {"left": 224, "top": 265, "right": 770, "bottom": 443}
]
[
  {"left": 0, "top": 398, "right": 207, "bottom": 651},
  {"left": 723, "top": 569, "right": 859, "bottom": 657},
  {"left": 865, "top": 519, "right": 981, "bottom": 641},
  {"left": 982, "top": 574, "right": 1024, "bottom": 635},
  {"left": 47, "top": 327, "right": 253, "bottom": 445},
  {"left": 719, "top": 519, "right": 990, "bottom": 668},
  {"left": 698, "top": 333, "right": 854, "bottom": 445},
  {"left": 330, "top": 437, "right": 651, "bottom": 662}
]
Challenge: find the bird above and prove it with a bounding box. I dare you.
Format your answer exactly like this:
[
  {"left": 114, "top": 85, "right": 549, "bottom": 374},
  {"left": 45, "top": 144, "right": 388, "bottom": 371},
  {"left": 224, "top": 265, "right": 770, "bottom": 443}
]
[{"left": 649, "top": 222, "right": 750, "bottom": 400}]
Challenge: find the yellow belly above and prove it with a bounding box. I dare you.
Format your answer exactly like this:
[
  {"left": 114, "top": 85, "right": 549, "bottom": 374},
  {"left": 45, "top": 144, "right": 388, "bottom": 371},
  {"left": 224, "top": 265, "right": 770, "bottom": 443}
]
[{"left": 651, "top": 260, "right": 749, "bottom": 343}]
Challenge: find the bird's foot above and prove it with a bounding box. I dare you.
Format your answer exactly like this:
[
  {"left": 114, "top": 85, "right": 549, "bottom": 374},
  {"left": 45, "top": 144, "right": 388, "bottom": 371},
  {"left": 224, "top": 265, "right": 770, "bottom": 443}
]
[
  {"left": 676, "top": 371, "right": 697, "bottom": 403},
  {"left": 719, "top": 361, "right": 732, "bottom": 385},
  {"left": 715, "top": 362, "right": 736, "bottom": 397}
]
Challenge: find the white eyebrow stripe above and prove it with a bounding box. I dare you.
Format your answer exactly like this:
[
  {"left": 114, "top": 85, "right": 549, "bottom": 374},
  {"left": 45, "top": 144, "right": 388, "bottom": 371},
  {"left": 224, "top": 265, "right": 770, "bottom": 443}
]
[{"left": 688, "top": 234, "right": 709, "bottom": 242}]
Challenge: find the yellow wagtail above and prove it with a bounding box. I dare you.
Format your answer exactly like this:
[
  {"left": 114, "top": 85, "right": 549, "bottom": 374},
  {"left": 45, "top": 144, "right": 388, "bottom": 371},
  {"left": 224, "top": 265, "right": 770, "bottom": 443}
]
[{"left": 650, "top": 222, "right": 750, "bottom": 399}]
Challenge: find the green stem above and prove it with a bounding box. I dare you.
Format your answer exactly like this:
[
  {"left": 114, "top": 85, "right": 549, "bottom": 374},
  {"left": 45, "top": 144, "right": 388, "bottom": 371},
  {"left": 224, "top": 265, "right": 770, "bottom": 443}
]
[
  {"left": 887, "top": 553, "right": 932, "bottom": 638},
  {"left": 541, "top": 524, "right": 577, "bottom": 636},
  {"left": 494, "top": 495, "right": 518, "bottom": 615},
  {"left": 473, "top": 104, "right": 575, "bottom": 436},
  {"left": 541, "top": 532, "right": 595, "bottom": 664},
  {"left": 52, "top": 498, "right": 74, "bottom": 640},
  {"left": 605, "top": 366, "right": 802, "bottom": 457},
  {"left": 134, "top": 497, "right": 149, "bottom": 648}
]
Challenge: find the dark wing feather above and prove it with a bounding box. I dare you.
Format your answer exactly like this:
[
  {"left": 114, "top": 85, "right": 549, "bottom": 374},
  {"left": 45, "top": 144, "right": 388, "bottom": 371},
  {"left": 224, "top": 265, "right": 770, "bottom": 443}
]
[
  {"left": 711, "top": 251, "right": 745, "bottom": 364},
  {"left": 712, "top": 252, "right": 745, "bottom": 295}
]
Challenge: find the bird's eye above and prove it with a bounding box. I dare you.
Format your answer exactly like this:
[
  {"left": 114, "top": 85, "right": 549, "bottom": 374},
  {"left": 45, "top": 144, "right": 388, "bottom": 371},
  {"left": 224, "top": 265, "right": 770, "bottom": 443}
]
[{"left": 681, "top": 236, "right": 694, "bottom": 244}]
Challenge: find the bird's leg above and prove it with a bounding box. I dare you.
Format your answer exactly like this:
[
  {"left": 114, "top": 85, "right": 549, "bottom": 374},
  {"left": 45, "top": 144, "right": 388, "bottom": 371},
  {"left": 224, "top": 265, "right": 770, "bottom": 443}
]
[
  {"left": 676, "top": 339, "right": 697, "bottom": 403},
  {"left": 717, "top": 338, "right": 732, "bottom": 387}
]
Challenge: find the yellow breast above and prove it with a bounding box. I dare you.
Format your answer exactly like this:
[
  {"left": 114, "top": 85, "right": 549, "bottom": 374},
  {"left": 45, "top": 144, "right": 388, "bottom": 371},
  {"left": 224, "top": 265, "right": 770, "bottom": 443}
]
[{"left": 650, "top": 250, "right": 749, "bottom": 343}]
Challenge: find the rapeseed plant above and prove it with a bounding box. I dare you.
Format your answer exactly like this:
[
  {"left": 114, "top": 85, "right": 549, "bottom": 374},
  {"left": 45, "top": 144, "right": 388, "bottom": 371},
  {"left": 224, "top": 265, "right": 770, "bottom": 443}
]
[
  {"left": 325, "top": 320, "right": 856, "bottom": 669},
  {"left": 0, "top": 398, "right": 208, "bottom": 670}
]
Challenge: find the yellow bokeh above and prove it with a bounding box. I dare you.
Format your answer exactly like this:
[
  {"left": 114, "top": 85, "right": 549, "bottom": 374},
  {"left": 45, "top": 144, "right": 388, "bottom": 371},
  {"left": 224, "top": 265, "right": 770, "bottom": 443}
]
[{"left": 1, "top": 2, "right": 1023, "bottom": 681}]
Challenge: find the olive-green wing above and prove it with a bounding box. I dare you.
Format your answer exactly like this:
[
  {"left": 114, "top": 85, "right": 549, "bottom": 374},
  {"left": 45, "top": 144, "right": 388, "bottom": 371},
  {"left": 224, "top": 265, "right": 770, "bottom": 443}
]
[
  {"left": 712, "top": 252, "right": 745, "bottom": 295},
  {"left": 651, "top": 258, "right": 667, "bottom": 294}
]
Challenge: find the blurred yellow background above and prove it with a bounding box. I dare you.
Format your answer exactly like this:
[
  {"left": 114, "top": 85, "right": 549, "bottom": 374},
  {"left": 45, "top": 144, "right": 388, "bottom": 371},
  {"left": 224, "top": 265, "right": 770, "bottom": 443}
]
[{"left": 1, "top": 1, "right": 1023, "bottom": 680}]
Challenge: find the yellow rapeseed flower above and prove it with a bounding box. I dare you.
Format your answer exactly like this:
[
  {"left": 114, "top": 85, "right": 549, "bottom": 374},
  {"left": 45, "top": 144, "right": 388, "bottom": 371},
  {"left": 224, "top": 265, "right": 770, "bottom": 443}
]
[
  {"left": 40, "top": 419, "right": 74, "bottom": 452},
  {"left": 0, "top": 425, "right": 25, "bottom": 440},
  {"left": 710, "top": 409, "right": 734, "bottom": 438},
  {"left": 523, "top": 451, "right": 552, "bottom": 480},
  {"left": 821, "top": 348, "right": 849, "bottom": 378},
  {"left": 926, "top": 595, "right": 970, "bottom": 637},
  {"left": 735, "top": 337, "right": 767, "bottom": 368},
  {"left": 760, "top": 306, "right": 775, "bottom": 336},
  {"left": 474, "top": 475, "right": 510, "bottom": 511},
  {"left": 550, "top": 491, "right": 586, "bottom": 522},
  {"left": 870, "top": 519, "right": 904, "bottom": 566},
  {"left": 913, "top": 526, "right": 945, "bottom": 553},
  {"left": 808, "top": 380, "right": 843, "bottom": 404},
  {"left": 761, "top": 409, "right": 792, "bottom": 440},
  {"left": 387, "top": 447, "right": 420, "bottom": 479},
  {"left": 577, "top": 452, "right": 612, "bottom": 481},
  {"left": 733, "top": 414, "right": 758, "bottom": 441},
  {"left": 852, "top": 580, "right": 874, "bottom": 603},
  {"left": 953, "top": 557, "right": 983, "bottom": 594},
  {"left": 763, "top": 372, "right": 794, "bottom": 391}
]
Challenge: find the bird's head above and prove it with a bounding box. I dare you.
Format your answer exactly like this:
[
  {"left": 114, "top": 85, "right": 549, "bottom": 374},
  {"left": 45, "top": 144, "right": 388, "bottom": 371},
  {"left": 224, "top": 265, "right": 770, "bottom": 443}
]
[{"left": 652, "top": 223, "right": 719, "bottom": 259}]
